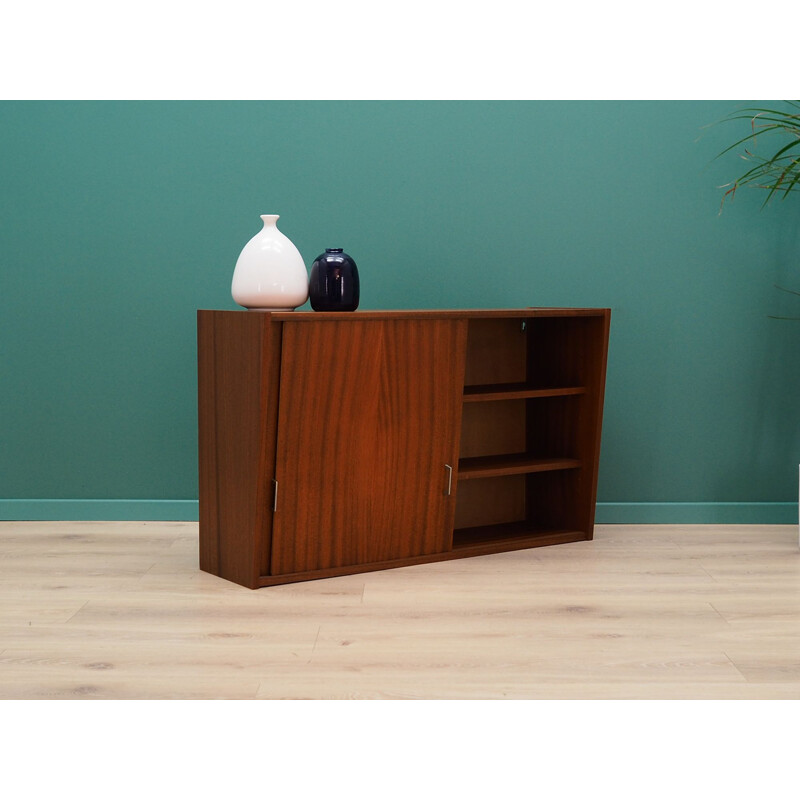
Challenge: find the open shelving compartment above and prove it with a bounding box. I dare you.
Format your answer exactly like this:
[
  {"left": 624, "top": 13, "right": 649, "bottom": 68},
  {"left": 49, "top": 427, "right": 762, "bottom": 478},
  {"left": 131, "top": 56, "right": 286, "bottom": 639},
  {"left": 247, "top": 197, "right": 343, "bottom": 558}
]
[{"left": 452, "top": 314, "right": 607, "bottom": 553}]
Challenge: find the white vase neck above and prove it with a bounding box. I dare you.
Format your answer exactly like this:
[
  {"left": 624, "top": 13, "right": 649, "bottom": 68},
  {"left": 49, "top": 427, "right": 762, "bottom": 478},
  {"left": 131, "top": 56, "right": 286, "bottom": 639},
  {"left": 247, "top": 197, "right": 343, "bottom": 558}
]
[{"left": 260, "top": 214, "right": 280, "bottom": 228}]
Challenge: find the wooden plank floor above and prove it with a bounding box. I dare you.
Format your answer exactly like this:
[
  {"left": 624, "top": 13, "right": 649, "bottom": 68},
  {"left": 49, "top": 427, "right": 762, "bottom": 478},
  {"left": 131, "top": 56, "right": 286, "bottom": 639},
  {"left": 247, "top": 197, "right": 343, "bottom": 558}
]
[{"left": 0, "top": 521, "right": 799, "bottom": 699}]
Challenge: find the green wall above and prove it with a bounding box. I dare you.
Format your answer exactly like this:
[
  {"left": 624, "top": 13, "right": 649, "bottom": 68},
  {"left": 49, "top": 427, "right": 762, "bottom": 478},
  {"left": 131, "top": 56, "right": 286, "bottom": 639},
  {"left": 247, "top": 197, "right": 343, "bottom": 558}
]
[{"left": 2, "top": 101, "right": 799, "bottom": 522}]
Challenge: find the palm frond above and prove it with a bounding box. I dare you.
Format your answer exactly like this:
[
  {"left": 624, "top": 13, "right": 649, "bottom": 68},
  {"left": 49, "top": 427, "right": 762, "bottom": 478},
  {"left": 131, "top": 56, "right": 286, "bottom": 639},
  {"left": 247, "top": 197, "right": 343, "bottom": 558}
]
[{"left": 715, "top": 101, "right": 800, "bottom": 210}]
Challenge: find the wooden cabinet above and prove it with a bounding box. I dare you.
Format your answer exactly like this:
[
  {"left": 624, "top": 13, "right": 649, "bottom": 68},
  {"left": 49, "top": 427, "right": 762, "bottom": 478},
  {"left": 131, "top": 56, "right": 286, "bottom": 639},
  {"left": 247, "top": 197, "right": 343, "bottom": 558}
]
[{"left": 198, "top": 309, "right": 610, "bottom": 588}]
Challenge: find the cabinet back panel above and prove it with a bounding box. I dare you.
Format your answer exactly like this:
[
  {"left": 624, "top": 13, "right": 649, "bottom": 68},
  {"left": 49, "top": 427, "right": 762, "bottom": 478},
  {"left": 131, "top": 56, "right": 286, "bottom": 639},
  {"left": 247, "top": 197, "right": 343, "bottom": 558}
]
[
  {"left": 526, "top": 471, "right": 582, "bottom": 531},
  {"left": 454, "top": 475, "right": 526, "bottom": 529},
  {"left": 459, "top": 400, "right": 527, "bottom": 459},
  {"left": 526, "top": 395, "right": 581, "bottom": 459},
  {"left": 464, "top": 319, "right": 527, "bottom": 386},
  {"left": 527, "top": 316, "right": 599, "bottom": 386}
]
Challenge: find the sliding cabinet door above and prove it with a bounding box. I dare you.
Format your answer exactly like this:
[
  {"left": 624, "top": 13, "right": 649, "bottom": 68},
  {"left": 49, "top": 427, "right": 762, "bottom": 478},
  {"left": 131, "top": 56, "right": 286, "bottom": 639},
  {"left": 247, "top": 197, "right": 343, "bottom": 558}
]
[{"left": 270, "top": 318, "right": 466, "bottom": 575}]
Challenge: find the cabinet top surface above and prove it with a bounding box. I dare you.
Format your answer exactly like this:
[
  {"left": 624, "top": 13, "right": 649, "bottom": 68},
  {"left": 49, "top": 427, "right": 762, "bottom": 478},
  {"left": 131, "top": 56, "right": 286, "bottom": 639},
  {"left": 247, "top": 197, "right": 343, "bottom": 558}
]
[{"left": 199, "top": 308, "right": 610, "bottom": 321}]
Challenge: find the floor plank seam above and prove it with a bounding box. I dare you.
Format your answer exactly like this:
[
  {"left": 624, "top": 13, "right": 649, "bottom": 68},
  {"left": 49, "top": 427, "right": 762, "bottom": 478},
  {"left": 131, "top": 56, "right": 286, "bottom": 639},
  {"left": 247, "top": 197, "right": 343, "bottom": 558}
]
[
  {"left": 722, "top": 651, "right": 749, "bottom": 682},
  {"left": 699, "top": 566, "right": 720, "bottom": 583},
  {"left": 307, "top": 626, "right": 321, "bottom": 665},
  {"left": 63, "top": 601, "right": 89, "bottom": 624},
  {"left": 707, "top": 601, "right": 731, "bottom": 623}
]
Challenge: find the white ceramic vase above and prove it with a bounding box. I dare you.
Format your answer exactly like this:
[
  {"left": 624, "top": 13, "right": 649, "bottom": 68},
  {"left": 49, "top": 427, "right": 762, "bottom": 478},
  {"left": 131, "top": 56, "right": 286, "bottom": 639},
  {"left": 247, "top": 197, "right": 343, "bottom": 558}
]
[{"left": 231, "top": 214, "right": 309, "bottom": 310}]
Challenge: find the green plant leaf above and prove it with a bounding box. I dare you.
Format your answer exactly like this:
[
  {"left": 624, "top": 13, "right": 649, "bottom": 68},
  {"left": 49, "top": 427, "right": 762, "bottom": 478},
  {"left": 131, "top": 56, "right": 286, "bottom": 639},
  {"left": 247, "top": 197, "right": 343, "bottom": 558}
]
[{"left": 713, "top": 101, "right": 800, "bottom": 209}]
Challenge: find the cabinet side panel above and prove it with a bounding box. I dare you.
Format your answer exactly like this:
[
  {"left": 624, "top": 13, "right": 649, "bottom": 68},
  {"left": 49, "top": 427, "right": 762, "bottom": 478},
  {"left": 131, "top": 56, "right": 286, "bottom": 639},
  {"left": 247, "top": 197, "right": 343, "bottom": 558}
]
[
  {"left": 525, "top": 313, "right": 611, "bottom": 537},
  {"left": 198, "top": 311, "right": 273, "bottom": 588},
  {"left": 197, "top": 311, "right": 219, "bottom": 574},
  {"left": 582, "top": 310, "right": 611, "bottom": 535}
]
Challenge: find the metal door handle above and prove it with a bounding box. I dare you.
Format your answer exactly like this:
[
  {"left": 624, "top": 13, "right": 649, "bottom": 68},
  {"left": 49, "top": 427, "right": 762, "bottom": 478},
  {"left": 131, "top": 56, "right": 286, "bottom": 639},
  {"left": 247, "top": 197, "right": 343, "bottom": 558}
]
[
  {"left": 272, "top": 479, "right": 278, "bottom": 512},
  {"left": 445, "top": 464, "right": 453, "bottom": 496}
]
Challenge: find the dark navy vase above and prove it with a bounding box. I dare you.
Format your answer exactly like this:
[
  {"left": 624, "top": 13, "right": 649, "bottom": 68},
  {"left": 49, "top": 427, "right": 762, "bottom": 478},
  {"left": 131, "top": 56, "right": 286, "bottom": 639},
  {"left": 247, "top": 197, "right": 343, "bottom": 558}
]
[{"left": 309, "top": 248, "right": 360, "bottom": 312}]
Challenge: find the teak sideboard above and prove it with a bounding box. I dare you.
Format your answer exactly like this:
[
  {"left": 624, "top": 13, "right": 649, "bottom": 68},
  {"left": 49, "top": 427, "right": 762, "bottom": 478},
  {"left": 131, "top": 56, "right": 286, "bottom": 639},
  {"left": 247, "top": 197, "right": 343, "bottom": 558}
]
[{"left": 197, "top": 308, "right": 611, "bottom": 588}]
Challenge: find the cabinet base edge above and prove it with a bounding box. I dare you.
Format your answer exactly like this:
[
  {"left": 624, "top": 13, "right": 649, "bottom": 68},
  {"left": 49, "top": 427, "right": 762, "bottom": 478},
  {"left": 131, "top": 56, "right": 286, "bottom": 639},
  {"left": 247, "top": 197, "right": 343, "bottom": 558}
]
[{"left": 258, "top": 530, "right": 589, "bottom": 587}]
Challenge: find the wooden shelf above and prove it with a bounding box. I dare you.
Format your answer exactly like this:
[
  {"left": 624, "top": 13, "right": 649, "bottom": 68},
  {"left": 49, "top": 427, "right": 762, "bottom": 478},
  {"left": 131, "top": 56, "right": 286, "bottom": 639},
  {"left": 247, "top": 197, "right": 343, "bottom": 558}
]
[
  {"left": 452, "top": 522, "right": 587, "bottom": 552},
  {"left": 463, "top": 383, "right": 586, "bottom": 402},
  {"left": 457, "top": 453, "right": 581, "bottom": 480}
]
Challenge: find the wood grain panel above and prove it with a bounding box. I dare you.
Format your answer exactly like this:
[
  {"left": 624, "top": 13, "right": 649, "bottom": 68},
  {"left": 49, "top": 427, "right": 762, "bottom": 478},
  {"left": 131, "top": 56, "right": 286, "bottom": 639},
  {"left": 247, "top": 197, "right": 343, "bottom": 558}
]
[
  {"left": 463, "top": 318, "right": 527, "bottom": 385},
  {"left": 458, "top": 400, "right": 526, "bottom": 459},
  {"left": 197, "top": 313, "right": 219, "bottom": 575},
  {"left": 270, "top": 319, "right": 467, "bottom": 575},
  {"left": 197, "top": 311, "right": 281, "bottom": 588},
  {"left": 453, "top": 475, "right": 526, "bottom": 530},
  {"left": 459, "top": 455, "right": 581, "bottom": 480},
  {"left": 463, "top": 384, "right": 586, "bottom": 401}
]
